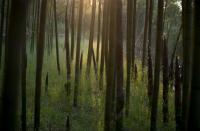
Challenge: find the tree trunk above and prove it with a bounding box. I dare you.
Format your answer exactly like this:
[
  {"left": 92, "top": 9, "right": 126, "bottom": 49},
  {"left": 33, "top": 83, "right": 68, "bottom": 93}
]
[
  {"left": 30, "top": 0, "right": 37, "bottom": 53},
  {"left": 70, "top": 0, "right": 75, "bottom": 61},
  {"left": 0, "top": 0, "right": 27, "bottom": 130},
  {"left": 86, "top": 0, "right": 96, "bottom": 76},
  {"left": 4, "top": 0, "right": 10, "bottom": 48},
  {"left": 65, "top": 2, "right": 71, "bottom": 130},
  {"left": 74, "top": 0, "right": 83, "bottom": 107},
  {"left": 131, "top": 0, "right": 137, "bottom": 74},
  {"left": 150, "top": 0, "right": 164, "bottom": 130},
  {"left": 65, "top": 0, "right": 71, "bottom": 98},
  {"left": 53, "top": 0, "right": 61, "bottom": 75},
  {"left": 188, "top": 1, "right": 200, "bottom": 130},
  {"left": 104, "top": 0, "right": 116, "bottom": 130},
  {"left": 142, "top": 0, "right": 149, "bottom": 74},
  {"left": 21, "top": 31, "right": 27, "bottom": 131},
  {"left": 162, "top": 37, "right": 169, "bottom": 124},
  {"left": 116, "top": 0, "right": 124, "bottom": 130},
  {"left": 96, "top": 0, "right": 101, "bottom": 64},
  {"left": 126, "top": 0, "right": 133, "bottom": 116},
  {"left": 169, "top": 25, "right": 182, "bottom": 83},
  {"left": 147, "top": 0, "right": 154, "bottom": 106},
  {"left": 92, "top": 49, "right": 98, "bottom": 81},
  {"left": 0, "top": 0, "right": 6, "bottom": 68},
  {"left": 175, "top": 57, "right": 182, "bottom": 131},
  {"left": 34, "top": 0, "right": 48, "bottom": 130},
  {"left": 80, "top": 52, "right": 83, "bottom": 75},
  {"left": 99, "top": 0, "right": 108, "bottom": 88},
  {"left": 181, "top": 0, "right": 193, "bottom": 129}
]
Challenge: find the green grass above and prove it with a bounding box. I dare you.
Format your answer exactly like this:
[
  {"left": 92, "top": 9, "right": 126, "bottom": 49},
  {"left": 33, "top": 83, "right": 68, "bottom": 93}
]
[{"left": 0, "top": 39, "right": 175, "bottom": 131}]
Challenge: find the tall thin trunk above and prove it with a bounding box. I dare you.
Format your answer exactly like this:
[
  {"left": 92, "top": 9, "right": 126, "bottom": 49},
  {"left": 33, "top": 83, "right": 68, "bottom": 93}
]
[
  {"left": 175, "top": 57, "right": 182, "bottom": 131},
  {"left": 181, "top": 0, "right": 193, "bottom": 129},
  {"left": 131, "top": 0, "right": 137, "bottom": 74},
  {"left": 96, "top": 0, "right": 101, "bottom": 64},
  {"left": 4, "top": 0, "right": 10, "bottom": 47},
  {"left": 92, "top": 49, "right": 98, "bottom": 81},
  {"left": 142, "top": 0, "right": 149, "bottom": 74},
  {"left": 30, "top": 0, "right": 37, "bottom": 53},
  {"left": 34, "top": 0, "right": 48, "bottom": 130},
  {"left": 73, "top": 0, "right": 83, "bottom": 107},
  {"left": 0, "top": 0, "right": 27, "bottom": 130},
  {"left": 162, "top": 37, "right": 169, "bottom": 123},
  {"left": 70, "top": 0, "right": 75, "bottom": 61},
  {"left": 147, "top": 0, "right": 154, "bottom": 105},
  {"left": 169, "top": 25, "right": 182, "bottom": 83},
  {"left": 150, "top": 0, "right": 164, "bottom": 130},
  {"left": 86, "top": 0, "right": 96, "bottom": 76},
  {"left": 188, "top": 0, "right": 200, "bottom": 130},
  {"left": 116, "top": 0, "right": 124, "bottom": 130},
  {"left": 147, "top": 41, "right": 153, "bottom": 104},
  {"left": 65, "top": 0, "right": 71, "bottom": 101},
  {"left": 0, "top": 0, "right": 6, "bottom": 68},
  {"left": 126, "top": 0, "right": 133, "bottom": 116},
  {"left": 104, "top": 0, "right": 116, "bottom": 130},
  {"left": 65, "top": 2, "right": 71, "bottom": 130},
  {"left": 99, "top": 0, "right": 108, "bottom": 87},
  {"left": 80, "top": 52, "right": 83, "bottom": 74},
  {"left": 21, "top": 24, "right": 27, "bottom": 131},
  {"left": 53, "top": 0, "right": 61, "bottom": 75}
]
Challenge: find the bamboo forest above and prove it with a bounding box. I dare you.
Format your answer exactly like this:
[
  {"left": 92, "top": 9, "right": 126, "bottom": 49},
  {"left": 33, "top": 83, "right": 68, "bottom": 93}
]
[{"left": 0, "top": 0, "right": 199, "bottom": 131}]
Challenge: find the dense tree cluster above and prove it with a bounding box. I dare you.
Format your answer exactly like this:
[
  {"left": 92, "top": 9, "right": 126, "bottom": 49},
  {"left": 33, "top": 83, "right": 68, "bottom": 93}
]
[{"left": 0, "top": 0, "right": 199, "bottom": 131}]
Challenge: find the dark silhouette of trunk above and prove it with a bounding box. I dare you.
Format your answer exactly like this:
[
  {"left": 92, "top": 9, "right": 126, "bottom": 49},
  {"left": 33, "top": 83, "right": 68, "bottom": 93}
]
[
  {"left": 96, "top": 0, "right": 101, "bottom": 64},
  {"left": 34, "top": 0, "right": 48, "bottom": 130},
  {"left": 147, "top": 0, "right": 154, "bottom": 106},
  {"left": 92, "top": 49, "right": 98, "bottom": 81},
  {"left": 169, "top": 25, "right": 182, "bottom": 83},
  {"left": 65, "top": 0, "right": 71, "bottom": 100},
  {"left": 36, "top": 0, "right": 40, "bottom": 35},
  {"left": 147, "top": 41, "right": 153, "bottom": 105},
  {"left": 162, "top": 37, "right": 169, "bottom": 124},
  {"left": 21, "top": 33, "right": 27, "bottom": 131},
  {"left": 49, "top": 0, "right": 54, "bottom": 54},
  {"left": 150, "top": 0, "right": 164, "bottom": 130},
  {"left": 99, "top": 0, "right": 108, "bottom": 88},
  {"left": 70, "top": 0, "right": 75, "bottom": 61},
  {"left": 116, "top": 0, "right": 124, "bottom": 130},
  {"left": 65, "top": 3, "right": 71, "bottom": 130},
  {"left": 181, "top": 0, "right": 193, "bottom": 130},
  {"left": 80, "top": 52, "right": 83, "bottom": 75},
  {"left": 175, "top": 57, "right": 182, "bottom": 131},
  {"left": 142, "top": 0, "right": 149, "bottom": 73},
  {"left": 104, "top": 23, "right": 109, "bottom": 71},
  {"left": 0, "top": 0, "right": 27, "bottom": 130},
  {"left": 30, "top": 0, "right": 38, "bottom": 53},
  {"left": 0, "top": 0, "right": 6, "bottom": 68},
  {"left": 74, "top": 0, "right": 83, "bottom": 107},
  {"left": 104, "top": 0, "right": 116, "bottom": 130},
  {"left": 134, "top": 64, "right": 138, "bottom": 80},
  {"left": 188, "top": 1, "right": 200, "bottom": 129},
  {"left": 4, "top": 0, "right": 10, "bottom": 47},
  {"left": 45, "top": 72, "right": 49, "bottom": 93},
  {"left": 126, "top": 0, "right": 133, "bottom": 116},
  {"left": 132, "top": 0, "right": 137, "bottom": 75},
  {"left": 53, "top": 0, "right": 61, "bottom": 75},
  {"left": 65, "top": 115, "right": 70, "bottom": 131},
  {"left": 47, "top": 0, "right": 53, "bottom": 56},
  {"left": 86, "top": 0, "right": 96, "bottom": 76}
]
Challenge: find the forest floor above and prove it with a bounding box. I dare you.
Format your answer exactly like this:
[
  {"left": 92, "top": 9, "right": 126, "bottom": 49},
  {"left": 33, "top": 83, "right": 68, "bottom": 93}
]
[{"left": 0, "top": 39, "right": 176, "bottom": 131}]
